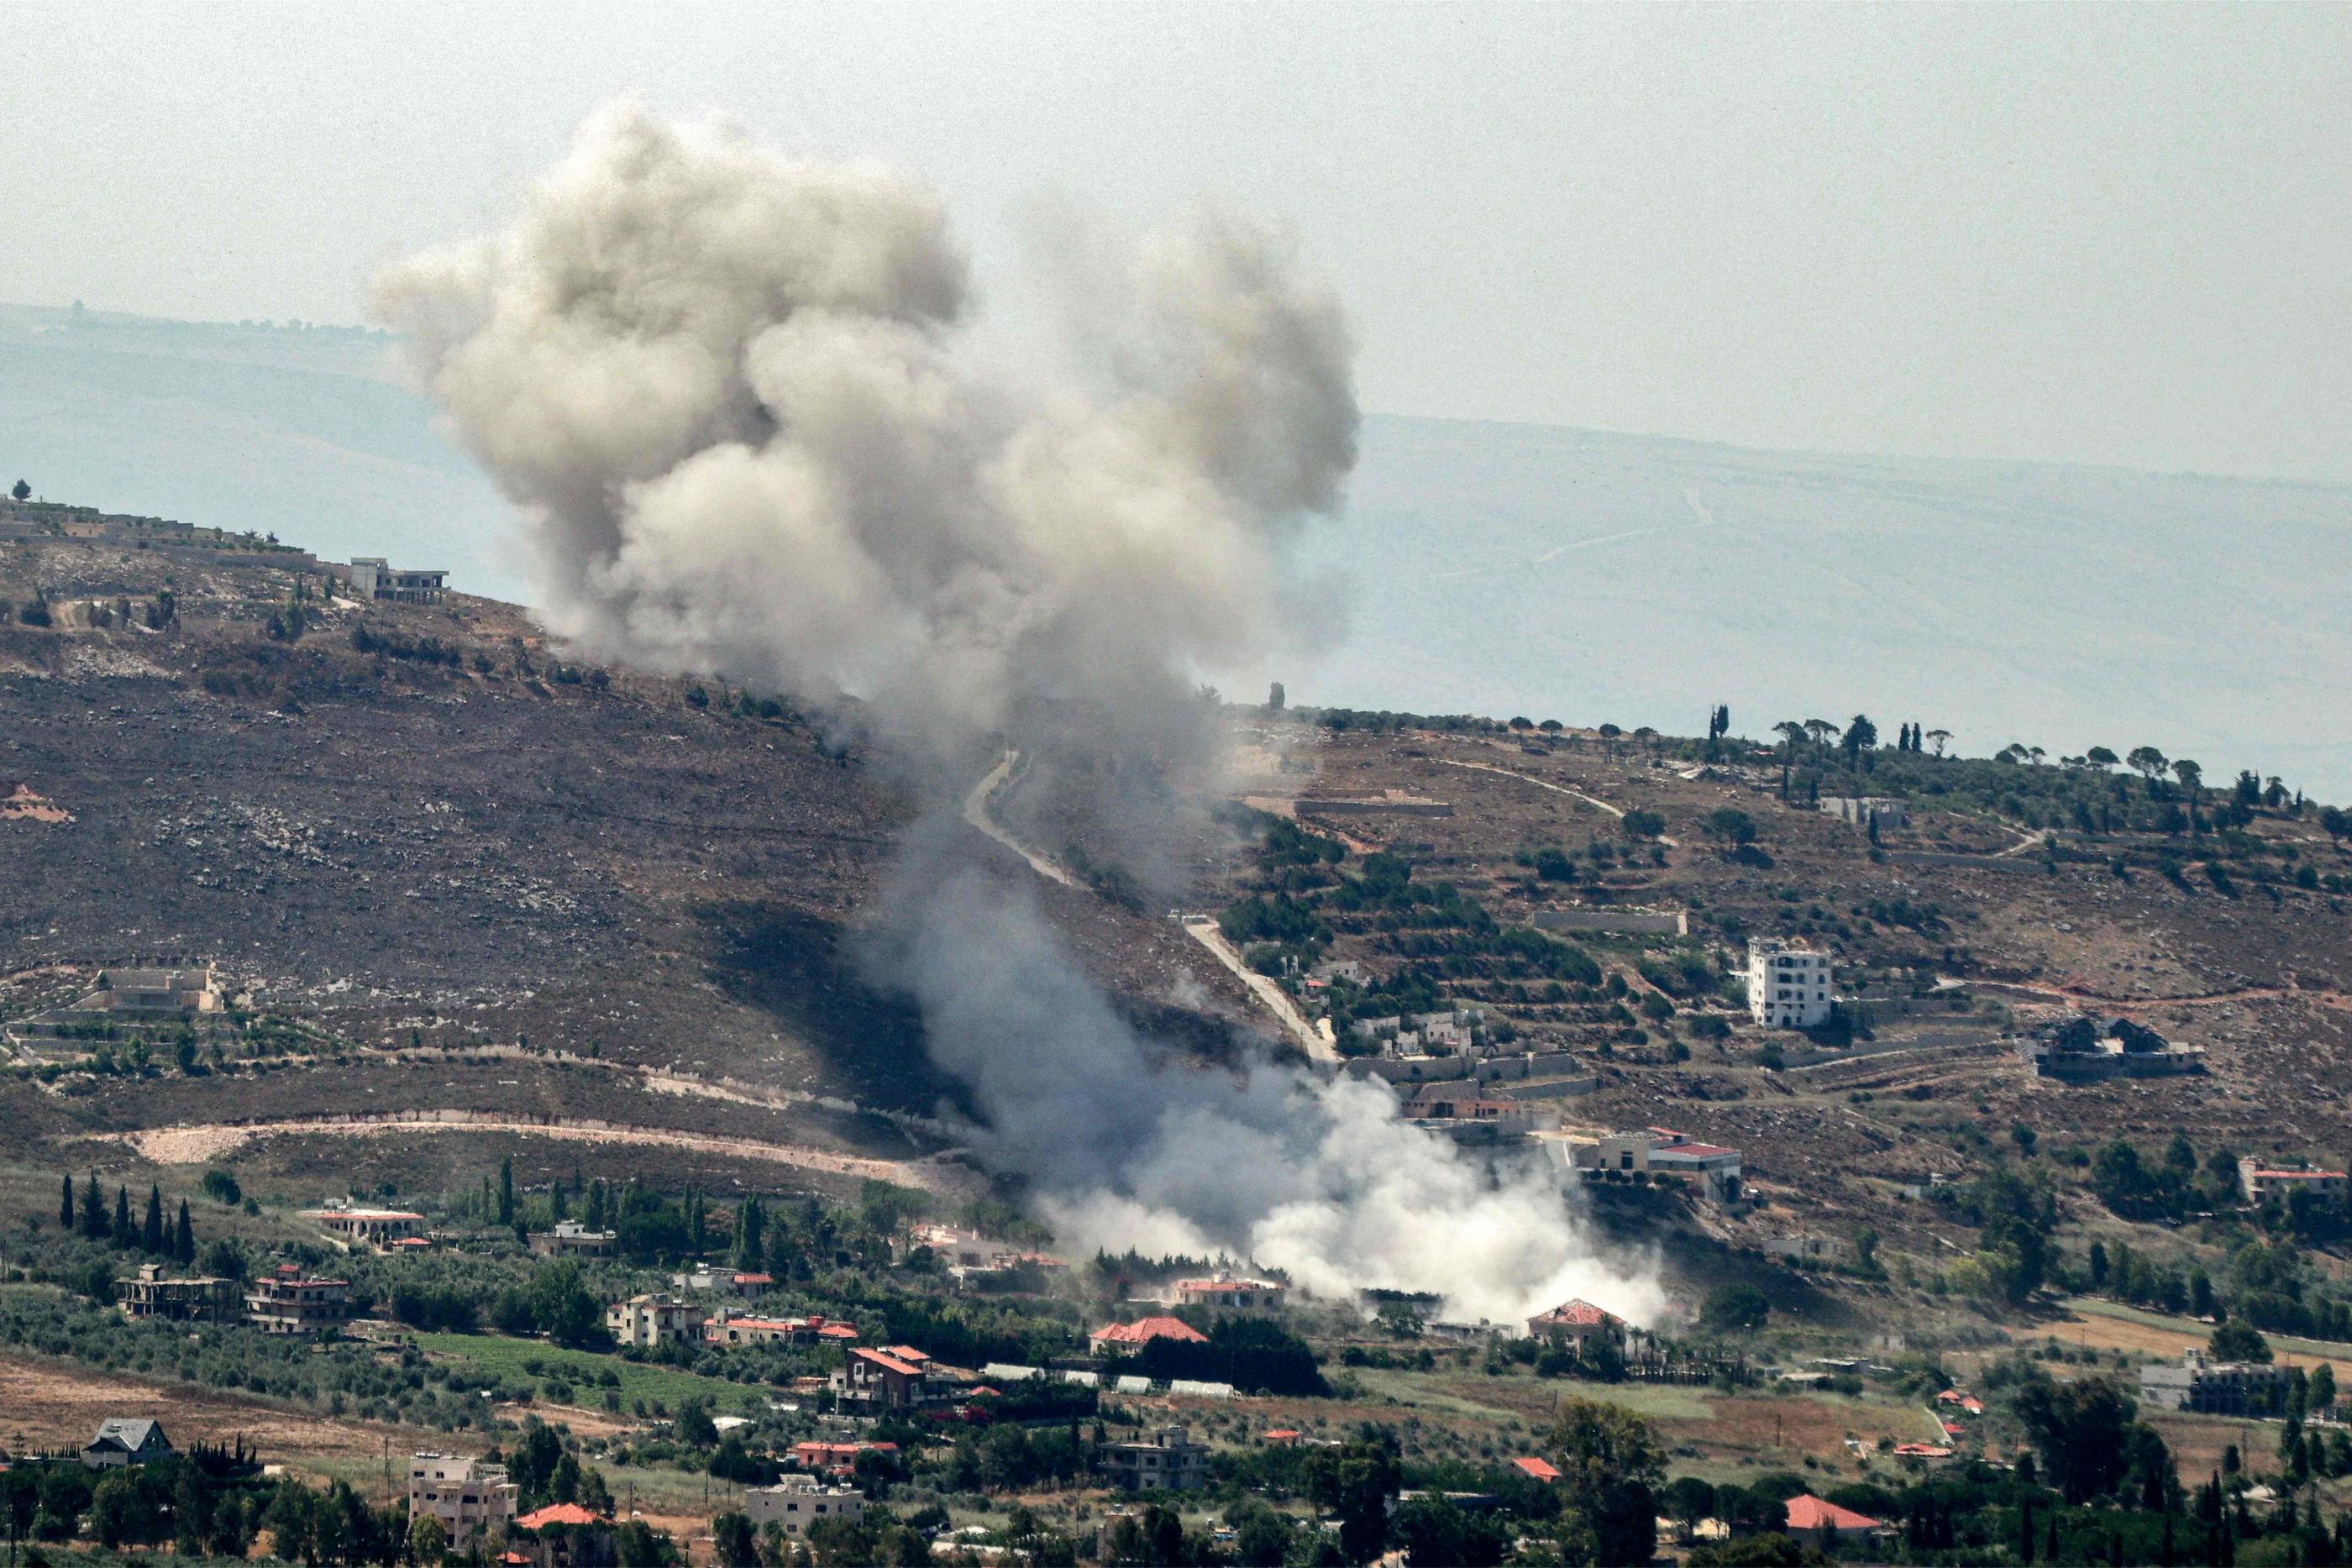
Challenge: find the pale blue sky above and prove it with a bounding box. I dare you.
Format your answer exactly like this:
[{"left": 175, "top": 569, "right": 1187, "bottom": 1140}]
[{"left": 3, "top": 2, "right": 2347, "bottom": 481}]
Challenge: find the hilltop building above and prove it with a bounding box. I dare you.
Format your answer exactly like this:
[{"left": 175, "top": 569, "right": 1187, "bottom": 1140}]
[
  {"left": 2021, "top": 1014, "right": 2205, "bottom": 1081},
  {"left": 76, "top": 966, "right": 222, "bottom": 1017},
  {"left": 345, "top": 558, "right": 449, "bottom": 604},
  {"left": 1748, "top": 939, "right": 1835, "bottom": 1028},
  {"left": 1819, "top": 797, "right": 1908, "bottom": 831},
  {"left": 311, "top": 1200, "right": 426, "bottom": 1249}
]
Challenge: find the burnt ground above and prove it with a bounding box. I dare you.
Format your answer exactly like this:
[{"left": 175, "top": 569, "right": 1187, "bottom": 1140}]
[{"left": 0, "top": 532, "right": 1262, "bottom": 1172}]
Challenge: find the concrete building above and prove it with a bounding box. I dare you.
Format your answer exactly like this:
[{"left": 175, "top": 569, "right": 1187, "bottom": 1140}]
[
  {"left": 1748, "top": 938, "right": 1835, "bottom": 1028},
  {"left": 244, "top": 1266, "right": 353, "bottom": 1337},
  {"left": 703, "top": 1312, "right": 856, "bottom": 1348},
  {"left": 2139, "top": 1352, "right": 2296, "bottom": 1417},
  {"left": 1100, "top": 1427, "right": 1208, "bottom": 1492},
  {"left": 2021, "top": 1014, "right": 2205, "bottom": 1081},
  {"left": 606, "top": 1295, "right": 705, "bottom": 1349},
  {"left": 744, "top": 1479, "right": 864, "bottom": 1541},
  {"left": 2238, "top": 1160, "right": 2349, "bottom": 1204},
  {"left": 1819, "top": 797, "right": 1908, "bottom": 831},
  {"left": 311, "top": 1201, "right": 427, "bottom": 1249},
  {"left": 832, "top": 1347, "right": 930, "bottom": 1409},
  {"left": 347, "top": 559, "right": 449, "bottom": 604},
  {"left": 77, "top": 966, "right": 222, "bottom": 1017},
  {"left": 1525, "top": 1298, "right": 1628, "bottom": 1357},
  {"left": 120, "top": 1263, "right": 242, "bottom": 1324},
  {"left": 408, "top": 1454, "right": 517, "bottom": 1552},
  {"left": 81, "top": 1419, "right": 173, "bottom": 1469},
  {"left": 530, "top": 1222, "right": 617, "bottom": 1258},
  {"left": 1550, "top": 1126, "right": 1745, "bottom": 1201},
  {"left": 1174, "top": 1275, "right": 1286, "bottom": 1312}
]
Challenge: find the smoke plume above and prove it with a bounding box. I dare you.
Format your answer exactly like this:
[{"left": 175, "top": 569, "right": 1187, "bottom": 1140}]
[{"left": 380, "top": 103, "right": 1659, "bottom": 1324}]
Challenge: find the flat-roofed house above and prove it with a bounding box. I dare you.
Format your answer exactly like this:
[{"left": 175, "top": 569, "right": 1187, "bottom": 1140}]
[
  {"left": 312, "top": 1201, "right": 427, "bottom": 1249},
  {"left": 408, "top": 1454, "right": 517, "bottom": 1551},
  {"left": 606, "top": 1294, "right": 705, "bottom": 1349},
  {"left": 120, "top": 1262, "right": 241, "bottom": 1324},
  {"left": 1174, "top": 1275, "right": 1285, "bottom": 1312},
  {"left": 744, "top": 1479, "right": 864, "bottom": 1540},
  {"left": 245, "top": 1265, "right": 353, "bottom": 1336}
]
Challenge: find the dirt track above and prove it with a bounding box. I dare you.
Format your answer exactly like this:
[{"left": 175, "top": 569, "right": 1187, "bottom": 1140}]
[{"left": 118, "top": 1112, "right": 969, "bottom": 1193}]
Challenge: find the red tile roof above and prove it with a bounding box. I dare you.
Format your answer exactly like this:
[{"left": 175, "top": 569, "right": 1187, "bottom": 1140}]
[
  {"left": 853, "top": 1348, "right": 926, "bottom": 1377},
  {"left": 1263, "top": 1429, "right": 1300, "bottom": 1444},
  {"left": 1529, "top": 1298, "right": 1621, "bottom": 1328},
  {"left": 816, "top": 1323, "right": 858, "bottom": 1340},
  {"left": 732, "top": 1272, "right": 773, "bottom": 1285},
  {"left": 1786, "top": 1496, "right": 1884, "bottom": 1533},
  {"left": 1091, "top": 1315, "right": 1210, "bottom": 1346},
  {"left": 1893, "top": 1443, "right": 1954, "bottom": 1459},
  {"left": 516, "top": 1504, "right": 610, "bottom": 1531},
  {"left": 1512, "top": 1456, "right": 1562, "bottom": 1482},
  {"left": 881, "top": 1345, "right": 932, "bottom": 1363}
]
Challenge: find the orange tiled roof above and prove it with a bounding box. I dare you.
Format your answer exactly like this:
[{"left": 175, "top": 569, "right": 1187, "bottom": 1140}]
[{"left": 1091, "top": 1315, "right": 1209, "bottom": 1346}]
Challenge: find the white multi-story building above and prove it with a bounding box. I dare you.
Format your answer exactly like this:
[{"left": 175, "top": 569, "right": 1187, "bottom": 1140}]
[
  {"left": 407, "top": 1454, "right": 516, "bottom": 1550},
  {"left": 605, "top": 1293, "right": 705, "bottom": 1348},
  {"left": 1747, "top": 939, "right": 1835, "bottom": 1029},
  {"left": 744, "top": 1478, "right": 864, "bottom": 1540}
]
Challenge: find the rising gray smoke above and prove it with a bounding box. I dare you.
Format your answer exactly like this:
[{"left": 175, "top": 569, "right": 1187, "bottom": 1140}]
[{"left": 379, "top": 102, "right": 1659, "bottom": 1324}]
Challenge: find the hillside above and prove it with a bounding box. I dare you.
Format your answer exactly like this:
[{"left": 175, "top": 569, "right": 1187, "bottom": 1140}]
[{"left": 0, "top": 510, "right": 1264, "bottom": 1202}]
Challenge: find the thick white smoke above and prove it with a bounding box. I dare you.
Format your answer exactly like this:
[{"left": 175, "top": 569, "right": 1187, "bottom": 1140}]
[{"left": 379, "top": 103, "right": 1659, "bottom": 1324}]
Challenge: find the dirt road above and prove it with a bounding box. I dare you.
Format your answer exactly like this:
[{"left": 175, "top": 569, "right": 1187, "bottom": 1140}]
[
  {"left": 1436, "top": 758, "right": 1680, "bottom": 845},
  {"left": 118, "top": 1113, "right": 968, "bottom": 1192},
  {"left": 963, "top": 749, "right": 1080, "bottom": 887},
  {"left": 1182, "top": 920, "right": 1334, "bottom": 1062}
]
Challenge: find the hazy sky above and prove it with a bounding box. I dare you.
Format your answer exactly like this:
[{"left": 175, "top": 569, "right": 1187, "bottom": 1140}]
[{"left": 5, "top": 3, "right": 2347, "bottom": 481}]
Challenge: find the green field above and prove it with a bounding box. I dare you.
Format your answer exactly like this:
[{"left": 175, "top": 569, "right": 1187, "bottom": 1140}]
[
  {"left": 409, "top": 1332, "right": 766, "bottom": 1415},
  {"left": 2061, "top": 1296, "right": 2352, "bottom": 1363}
]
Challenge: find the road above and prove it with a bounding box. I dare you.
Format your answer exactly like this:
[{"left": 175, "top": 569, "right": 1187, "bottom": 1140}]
[
  {"left": 962, "top": 752, "right": 1335, "bottom": 1061},
  {"left": 963, "top": 748, "right": 1079, "bottom": 887},
  {"left": 1437, "top": 758, "right": 1680, "bottom": 845},
  {"left": 1182, "top": 920, "right": 1336, "bottom": 1062}
]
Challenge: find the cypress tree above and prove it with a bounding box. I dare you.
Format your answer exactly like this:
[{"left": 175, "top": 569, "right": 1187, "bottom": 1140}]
[
  {"left": 175, "top": 1199, "right": 195, "bottom": 1264},
  {"left": 60, "top": 1172, "right": 74, "bottom": 1229},
  {"left": 113, "top": 1185, "right": 134, "bottom": 1247},
  {"left": 497, "top": 1156, "right": 514, "bottom": 1226},
  {"left": 144, "top": 1184, "right": 165, "bottom": 1253},
  {"left": 2021, "top": 1499, "right": 2036, "bottom": 1563},
  {"left": 83, "top": 1171, "right": 108, "bottom": 1240},
  {"left": 551, "top": 1183, "right": 568, "bottom": 1222}
]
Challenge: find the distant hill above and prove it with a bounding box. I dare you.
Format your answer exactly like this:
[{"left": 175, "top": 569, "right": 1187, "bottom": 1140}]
[
  {"left": 7, "top": 303, "right": 2347, "bottom": 798},
  {"left": 1308, "top": 416, "right": 2352, "bottom": 801}
]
